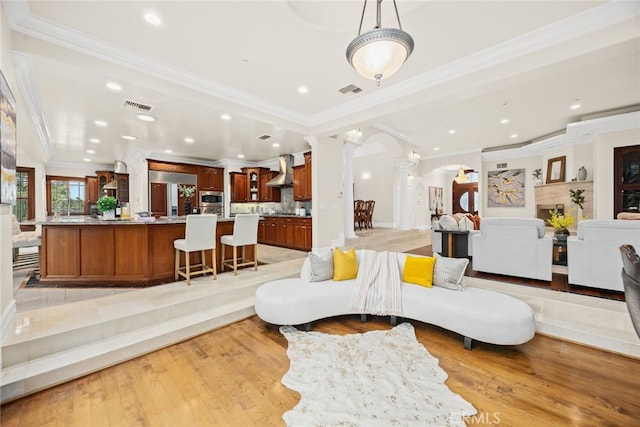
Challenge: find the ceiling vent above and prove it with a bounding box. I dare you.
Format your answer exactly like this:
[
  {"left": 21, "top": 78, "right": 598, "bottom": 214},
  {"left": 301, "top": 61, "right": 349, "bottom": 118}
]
[
  {"left": 338, "top": 84, "right": 362, "bottom": 95},
  {"left": 122, "top": 99, "right": 154, "bottom": 112},
  {"left": 257, "top": 134, "right": 272, "bottom": 140}
]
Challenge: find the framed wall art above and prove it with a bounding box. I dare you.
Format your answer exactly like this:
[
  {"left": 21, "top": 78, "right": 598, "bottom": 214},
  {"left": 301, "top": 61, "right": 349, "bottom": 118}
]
[
  {"left": 1, "top": 69, "right": 17, "bottom": 205},
  {"left": 487, "top": 169, "right": 525, "bottom": 207},
  {"left": 546, "top": 156, "right": 566, "bottom": 184},
  {"left": 429, "top": 186, "right": 443, "bottom": 214}
]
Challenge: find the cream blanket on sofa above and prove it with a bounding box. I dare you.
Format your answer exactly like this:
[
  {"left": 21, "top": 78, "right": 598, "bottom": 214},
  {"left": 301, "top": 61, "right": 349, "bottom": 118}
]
[{"left": 350, "top": 250, "right": 402, "bottom": 316}]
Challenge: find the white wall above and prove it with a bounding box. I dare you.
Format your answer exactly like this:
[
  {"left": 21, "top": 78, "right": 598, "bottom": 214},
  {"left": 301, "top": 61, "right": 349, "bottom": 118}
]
[
  {"left": 594, "top": 129, "right": 640, "bottom": 219},
  {"left": 419, "top": 151, "right": 482, "bottom": 220},
  {"left": 311, "top": 136, "right": 344, "bottom": 249},
  {"left": 482, "top": 155, "right": 542, "bottom": 218},
  {"left": 352, "top": 134, "right": 404, "bottom": 226},
  {"left": 1, "top": 4, "right": 15, "bottom": 351}
]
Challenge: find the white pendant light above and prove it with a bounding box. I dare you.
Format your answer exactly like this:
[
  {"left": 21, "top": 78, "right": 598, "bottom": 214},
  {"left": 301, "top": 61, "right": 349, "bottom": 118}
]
[{"left": 346, "top": 0, "right": 414, "bottom": 86}]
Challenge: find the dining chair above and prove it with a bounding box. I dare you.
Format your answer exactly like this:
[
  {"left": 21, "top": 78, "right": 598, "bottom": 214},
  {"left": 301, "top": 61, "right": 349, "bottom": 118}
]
[
  {"left": 620, "top": 244, "right": 640, "bottom": 338},
  {"left": 174, "top": 214, "right": 217, "bottom": 285},
  {"left": 220, "top": 213, "right": 260, "bottom": 275},
  {"left": 354, "top": 200, "right": 365, "bottom": 230},
  {"left": 364, "top": 200, "right": 375, "bottom": 229}
]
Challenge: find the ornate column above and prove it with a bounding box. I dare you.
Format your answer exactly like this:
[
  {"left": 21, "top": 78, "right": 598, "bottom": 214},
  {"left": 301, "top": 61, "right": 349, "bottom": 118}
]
[
  {"left": 396, "top": 160, "right": 411, "bottom": 230},
  {"left": 343, "top": 142, "right": 358, "bottom": 239}
]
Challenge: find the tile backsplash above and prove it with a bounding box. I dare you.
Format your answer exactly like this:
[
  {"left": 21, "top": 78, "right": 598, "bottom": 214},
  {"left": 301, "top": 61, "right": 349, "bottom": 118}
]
[{"left": 230, "top": 187, "right": 311, "bottom": 215}]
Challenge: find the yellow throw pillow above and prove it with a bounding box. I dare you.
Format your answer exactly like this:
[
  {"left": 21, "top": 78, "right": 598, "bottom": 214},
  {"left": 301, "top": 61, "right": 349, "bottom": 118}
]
[
  {"left": 403, "top": 256, "right": 435, "bottom": 288},
  {"left": 333, "top": 247, "right": 358, "bottom": 281}
]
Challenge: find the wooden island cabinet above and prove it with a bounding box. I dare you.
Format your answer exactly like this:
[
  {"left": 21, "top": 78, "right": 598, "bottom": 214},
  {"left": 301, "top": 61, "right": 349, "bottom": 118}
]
[{"left": 40, "top": 217, "right": 254, "bottom": 287}]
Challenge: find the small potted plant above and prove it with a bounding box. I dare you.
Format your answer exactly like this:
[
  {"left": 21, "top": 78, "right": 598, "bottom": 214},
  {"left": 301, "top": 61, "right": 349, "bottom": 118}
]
[
  {"left": 97, "top": 195, "right": 118, "bottom": 220},
  {"left": 569, "top": 188, "right": 586, "bottom": 219},
  {"left": 532, "top": 168, "right": 543, "bottom": 186},
  {"left": 178, "top": 184, "right": 196, "bottom": 215},
  {"left": 547, "top": 209, "right": 575, "bottom": 241}
]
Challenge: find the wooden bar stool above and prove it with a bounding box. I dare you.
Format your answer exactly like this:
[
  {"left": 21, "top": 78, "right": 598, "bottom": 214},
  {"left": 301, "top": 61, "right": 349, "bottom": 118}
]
[
  {"left": 220, "top": 214, "right": 260, "bottom": 275},
  {"left": 174, "top": 214, "right": 218, "bottom": 285}
]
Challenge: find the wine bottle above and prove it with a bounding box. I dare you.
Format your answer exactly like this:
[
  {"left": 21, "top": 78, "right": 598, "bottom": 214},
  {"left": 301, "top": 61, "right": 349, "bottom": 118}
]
[{"left": 115, "top": 200, "right": 121, "bottom": 218}]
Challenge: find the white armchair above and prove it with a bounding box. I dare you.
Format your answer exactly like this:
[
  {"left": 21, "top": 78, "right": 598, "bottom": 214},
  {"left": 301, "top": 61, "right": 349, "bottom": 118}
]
[
  {"left": 472, "top": 217, "right": 552, "bottom": 281},
  {"left": 567, "top": 220, "right": 640, "bottom": 292}
]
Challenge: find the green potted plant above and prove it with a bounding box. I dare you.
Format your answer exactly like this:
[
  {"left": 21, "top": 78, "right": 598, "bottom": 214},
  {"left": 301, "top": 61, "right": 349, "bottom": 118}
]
[
  {"left": 97, "top": 195, "right": 118, "bottom": 220},
  {"left": 547, "top": 209, "right": 575, "bottom": 241},
  {"left": 569, "top": 189, "right": 585, "bottom": 218}
]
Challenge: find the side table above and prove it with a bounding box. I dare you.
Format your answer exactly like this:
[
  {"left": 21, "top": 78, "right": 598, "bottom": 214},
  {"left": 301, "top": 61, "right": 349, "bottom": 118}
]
[
  {"left": 553, "top": 239, "right": 567, "bottom": 266},
  {"left": 437, "top": 230, "right": 469, "bottom": 258}
]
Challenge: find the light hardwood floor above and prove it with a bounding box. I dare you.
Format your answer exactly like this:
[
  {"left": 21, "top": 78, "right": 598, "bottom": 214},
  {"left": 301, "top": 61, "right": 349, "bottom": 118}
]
[{"left": 2, "top": 315, "right": 639, "bottom": 426}]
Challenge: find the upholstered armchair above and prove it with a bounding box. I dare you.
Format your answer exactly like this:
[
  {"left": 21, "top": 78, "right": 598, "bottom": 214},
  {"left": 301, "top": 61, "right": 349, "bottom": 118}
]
[
  {"left": 472, "top": 217, "right": 552, "bottom": 281},
  {"left": 567, "top": 220, "right": 640, "bottom": 292}
]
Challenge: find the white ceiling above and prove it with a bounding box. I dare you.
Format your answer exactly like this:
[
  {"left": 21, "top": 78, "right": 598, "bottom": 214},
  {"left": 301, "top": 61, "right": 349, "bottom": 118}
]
[{"left": 4, "top": 1, "right": 640, "bottom": 168}]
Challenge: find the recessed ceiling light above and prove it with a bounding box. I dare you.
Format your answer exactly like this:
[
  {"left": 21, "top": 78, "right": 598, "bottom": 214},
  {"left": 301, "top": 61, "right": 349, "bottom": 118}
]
[
  {"left": 144, "top": 12, "right": 162, "bottom": 26},
  {"left": 500, "top": 118, "right": 509, "bottom": 124},
  {"left": 433, "top": 147, "right": 439, "bottom": 151},
  {"left": 511, "top": 133, "right": 518, "bottom": 139},
  {"left": 122, "top": 135, "right": 137, "bottom": 141},
  {"left": 94, "top": 120, "right": 107, "bottom": 127},
  {"left": 83, "top": 158, "right": 91, "bottom": 162},
  {"left": 89, "top": 138, "right": 100, "bottom": 143},
  {"left": 237, "top": 154, "right": 244, "bottom": 159},
  {"left": 272, "top": 143, "right": 280, "bottom": 148},
  {"left": 297, "top": 86, "right": 308, "bottom": 94},
  {"left": 105, "top": 82, "right": 122, "bottom": 91},
  {"left": 448, "top": 129, "right": 456, "bottom": 134},
  {"left": 184, "top": 137, "right": 194, "bottom": 143},
  {"left": 164, "top": 149, "right": 173, "bottom": 154},
  {"left": 570, "top": 102, "right": 582, "bottom": 110},
  {"left": 220, "top": 113, "right": 231, "bottom": 121},
  {"left": 86, "top": 149, "right": 96, "bottom": 154},
  {"left": 137, "top": 114, "right": 156, "bottom": 122}
]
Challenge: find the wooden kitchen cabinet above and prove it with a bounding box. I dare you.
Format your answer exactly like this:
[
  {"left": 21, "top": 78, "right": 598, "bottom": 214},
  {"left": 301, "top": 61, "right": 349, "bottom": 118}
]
[
  {"left": 199, "top": 167, "right": 224, "bottom": 191},
  {"left": 115, "top": 173, "right": 129, "bottom": 203},
  {"left": 85, "top": 176, "right": 98, "bottom": 204},
  {"left": 293, "top": 151, "right": 312, "bottom": 201},
  {"left": 259, "top": 170, "right": 281, "bottom": 202},
  {"left": 96, "top": 170, "right": 113, "bottom": 197},
  {"left": 258, "top": 216, "right": 311, "bottom": 251},
  {"left": 230, "top": 172, "right": 248, "bottom": 202}
]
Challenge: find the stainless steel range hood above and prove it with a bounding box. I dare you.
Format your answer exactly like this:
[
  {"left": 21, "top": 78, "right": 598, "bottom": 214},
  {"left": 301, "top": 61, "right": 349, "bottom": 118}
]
[
  {"left": 266, "top": 154, "right": 294, "bottom": 187},
  {"left": 103, "top": 161, "right": 127, "bottom": 189}
]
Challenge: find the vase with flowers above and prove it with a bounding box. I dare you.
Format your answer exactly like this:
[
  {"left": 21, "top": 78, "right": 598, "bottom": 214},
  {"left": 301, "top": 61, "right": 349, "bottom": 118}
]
[
  {"left": 178, "top": 184, "right": 196, "bottom": 215},
  {"left": 547, "top": 209, "right": 575, "bottom": 241}
]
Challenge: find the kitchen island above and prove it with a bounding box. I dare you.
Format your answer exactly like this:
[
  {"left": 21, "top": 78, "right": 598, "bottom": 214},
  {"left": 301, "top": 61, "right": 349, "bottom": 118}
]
[{"left": 39, "top": 216, "right": 256, "bottom": 287}]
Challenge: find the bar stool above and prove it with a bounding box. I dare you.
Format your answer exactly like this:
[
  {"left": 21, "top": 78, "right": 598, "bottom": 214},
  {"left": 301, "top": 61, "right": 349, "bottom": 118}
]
[
  {"left": 174, "top": 214, "right": 218, "bottom": 285},
  {"left": 220, "top": 213, "right": 259, "bottom": 275}
]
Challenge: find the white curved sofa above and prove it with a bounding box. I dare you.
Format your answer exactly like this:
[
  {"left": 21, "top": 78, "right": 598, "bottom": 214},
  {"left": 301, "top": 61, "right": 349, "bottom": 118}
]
[
  {"left": 255, "top": 251, "right": 536, "bottom": 349},
  {"left": 568, "top": 219, "right": 640, "bottom": 292},
  {"left": 472, "top": 217, "right": 552, "bottom": 281}
]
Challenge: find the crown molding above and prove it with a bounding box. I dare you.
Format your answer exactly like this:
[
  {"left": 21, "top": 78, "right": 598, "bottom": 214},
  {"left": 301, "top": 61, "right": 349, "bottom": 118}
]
[
  {"left": 309, "top": 1, "right": 640, "bottom": 128},
  {"left": 371, "top": 124, "right": 422, "bottom": 147},
  {"left": 46, "top": 160, "right": 113, "bottom": 171},
  {"left": 4, "top": 0, "right": 639, "bottom": 152},
  {"left": 4, "top": 2, "right": 310, "bottom": 128},
  {"left": 11, "top": 51, "right": 54, "bottom": 161},
  {"left": 481, "top": 111, "right": 640, "bottom": 161}
]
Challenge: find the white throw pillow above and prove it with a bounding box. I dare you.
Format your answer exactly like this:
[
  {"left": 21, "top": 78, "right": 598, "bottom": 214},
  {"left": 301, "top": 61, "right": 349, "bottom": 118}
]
[
  {"left": 433, "top": 253, "right": 469, "bottom": 291},
  {"left": 439, "top": 215, "right": 459, "bottom": 230},
  {"left": 309, "top": 250, "right": 334, "bottom": 282}
]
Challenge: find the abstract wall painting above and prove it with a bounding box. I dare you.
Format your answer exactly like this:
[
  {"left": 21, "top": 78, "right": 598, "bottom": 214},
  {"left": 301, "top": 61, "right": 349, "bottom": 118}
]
[
  {"left": 0, "top": 69, "right": 17, "bottom": 205},
  {"left": 429, "top": 186, "right": 443, "bottom": 214},
  {"left": 487, "top": 169, "right": 525, "bottom": 207}
]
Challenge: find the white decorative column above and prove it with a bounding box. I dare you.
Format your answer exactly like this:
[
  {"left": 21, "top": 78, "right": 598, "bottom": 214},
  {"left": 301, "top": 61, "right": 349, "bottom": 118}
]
[
  {"left": 343, "top": 142, "right": 358, "bottom": 239},
  {"left": 396, "top": 161, "right": 411, "bottom": 230}
]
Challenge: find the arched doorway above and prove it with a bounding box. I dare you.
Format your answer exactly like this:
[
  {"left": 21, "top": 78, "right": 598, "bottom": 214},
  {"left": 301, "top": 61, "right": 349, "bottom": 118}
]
[{"left": 452, "top": 170, "right": 479, "bottom": 214}]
